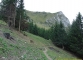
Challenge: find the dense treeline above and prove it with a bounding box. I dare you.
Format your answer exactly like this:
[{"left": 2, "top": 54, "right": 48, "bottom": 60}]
[
  {"left": 68, "top": 13, "right": 83, "bottom": 58},
  {"left": 28, "top": 22, "right": 50, "bottom": 40},
  {"left": 28, "top": 21, "right": 68, "bottom": 49},
  {"left": 28, "top": 13, "right": 83, "bottom": 58},
  {"left": 0, "top": 0, "right": 29, "bottom": 31}
]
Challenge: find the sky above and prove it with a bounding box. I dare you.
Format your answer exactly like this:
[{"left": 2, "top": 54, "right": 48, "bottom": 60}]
[
  {"left": 0, "top": 0, "right": 83, "bottom": 24},
  {"left": 24, "top": 0, "right": 83, "bottom": 24}
]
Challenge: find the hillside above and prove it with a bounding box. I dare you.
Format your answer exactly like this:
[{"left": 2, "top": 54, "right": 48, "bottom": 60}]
[
  {"left": 26, "top": 10, "right": 70, "bottom": 28},
  {"left": 26, "top": 11, "right": 54, "bottom": 23},
  {"left": 0, "top": 20, "right": 78, "bottom": 60}
]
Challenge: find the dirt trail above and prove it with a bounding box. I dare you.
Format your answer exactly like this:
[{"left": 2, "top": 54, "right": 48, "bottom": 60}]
[{"left": 43, "top": 48, "right": 52, "bottom": 60}]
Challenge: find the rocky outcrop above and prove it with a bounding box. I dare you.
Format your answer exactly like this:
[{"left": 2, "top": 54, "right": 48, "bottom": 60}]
[{"left": 45, "top": 11, "right": 70, "bottom": 27}]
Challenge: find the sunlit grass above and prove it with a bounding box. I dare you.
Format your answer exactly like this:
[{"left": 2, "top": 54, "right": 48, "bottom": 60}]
[
  {"left": 0, "top": 20, "right": 7, "bottom": 26},
  {"left": 36, "top": 23, "right": 50, "bottom": 30},
  {"left": 47, "top": 48, "right": 77, "bottom": 60}
]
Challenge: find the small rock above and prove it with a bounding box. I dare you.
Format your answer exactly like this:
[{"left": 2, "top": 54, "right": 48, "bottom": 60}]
[
  {"left": 2, "top": 57, "right": 5, "bottom": 59},
  {"left": 25, "top": 42, "right": 26, "bottom": 43},
  {"left": 21, "top": 55, "right": 24, "bottom": 58}
]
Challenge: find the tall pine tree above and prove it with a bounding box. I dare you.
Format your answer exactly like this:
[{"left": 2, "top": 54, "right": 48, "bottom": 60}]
[
  {"left": 68, "top": 12, "right": 83, "bottom": 57},
  {"left": 50, "top": 21, "right": 67, "bottom": 49},
  {"left": 18, "top": 0, "right": 24, "bottom": 31},
  {"left": 0, "top": 0, "right": 17, "bottom": 27}
]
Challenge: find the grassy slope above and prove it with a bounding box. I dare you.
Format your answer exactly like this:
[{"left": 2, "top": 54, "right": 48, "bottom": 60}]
[
  {"left": 26, "top": 10, "right": 55, "bottom": 29},
  {"left": 35, "top": 23, "right": 50, "bottom": 30},
  {"left": 0, "top": 20, "right": 47, "bottom": 60},
  {"left": 26, "top": 10, "right": 55, "bottom": 23},
  {"left": 0, "top": 20, "right": 78, "bottom": 60},
  {"left": 24, "top": 32, "right": 78, "bottom": 60}
]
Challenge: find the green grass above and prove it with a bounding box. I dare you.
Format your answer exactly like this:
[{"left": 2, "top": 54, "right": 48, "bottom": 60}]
[
  {"left": 23, "top": 31, "right": 52, "bottom": 47},
  {"left": 35, "top": 23, "right": 50, "bottom": 29},
  {"left": 0, "top": 20, "right": 7, "bottom": 26},
  {"left": 47, "top": 48, "right": 77, "bottom": 60},
  {"left": 26, "top": 10, "right": 55, "bottom": 23},
  {"left": 0, "top": 37, "right": 48, "bottom": 60},
  {"left": 0, "top": 20, "right": 48, "bottom": 60},
  {"left": 23, "top": 31, "right": 78, "bottom": 60},
  {"left": 0, "top": 20, "right": 79, "bottom": 60}
]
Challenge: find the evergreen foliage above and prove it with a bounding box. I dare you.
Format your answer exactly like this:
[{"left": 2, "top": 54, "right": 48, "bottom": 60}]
[
  {"left": 0, "top": 0, "right": 29, "bottom": 31},
  {"left": 50, "top": 21, "right": 67, "bottom": 48},
  {"left": 68, "top": 13, "right": 83, "bottom": 57}
]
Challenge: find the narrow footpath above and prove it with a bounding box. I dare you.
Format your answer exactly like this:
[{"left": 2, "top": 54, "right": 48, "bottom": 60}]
[{"left": 43, "top": 48, "right": 52, "bottom": 60}]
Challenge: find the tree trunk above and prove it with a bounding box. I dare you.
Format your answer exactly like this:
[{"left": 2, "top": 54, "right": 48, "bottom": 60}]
[
  {"left": 8, "top": 17, "right": 10, "bottom": 27},
  {"left": 8, "top": 17, "right": 9, "bottom": 26},
  {"left": 62, "top": 45, "right": 64, "bottom": 49},
  {"left": 14, "top": 17, "right": 15, "bottom": 27},
  {"left": 14, "top": 1, "right": 17, "bottom": 27},
  {"left": 19, "top": 15, "right": 21, "bottom": 31}
]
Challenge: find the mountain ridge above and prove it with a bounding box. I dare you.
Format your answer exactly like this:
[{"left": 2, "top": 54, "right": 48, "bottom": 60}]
[{"left": 26, "top": 10, "right": 70, "bottom": 27}]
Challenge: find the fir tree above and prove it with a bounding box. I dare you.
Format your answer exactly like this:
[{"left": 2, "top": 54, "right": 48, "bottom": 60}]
[{"left": 68, "top": 12, "right": 83, "bottom": 56}]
